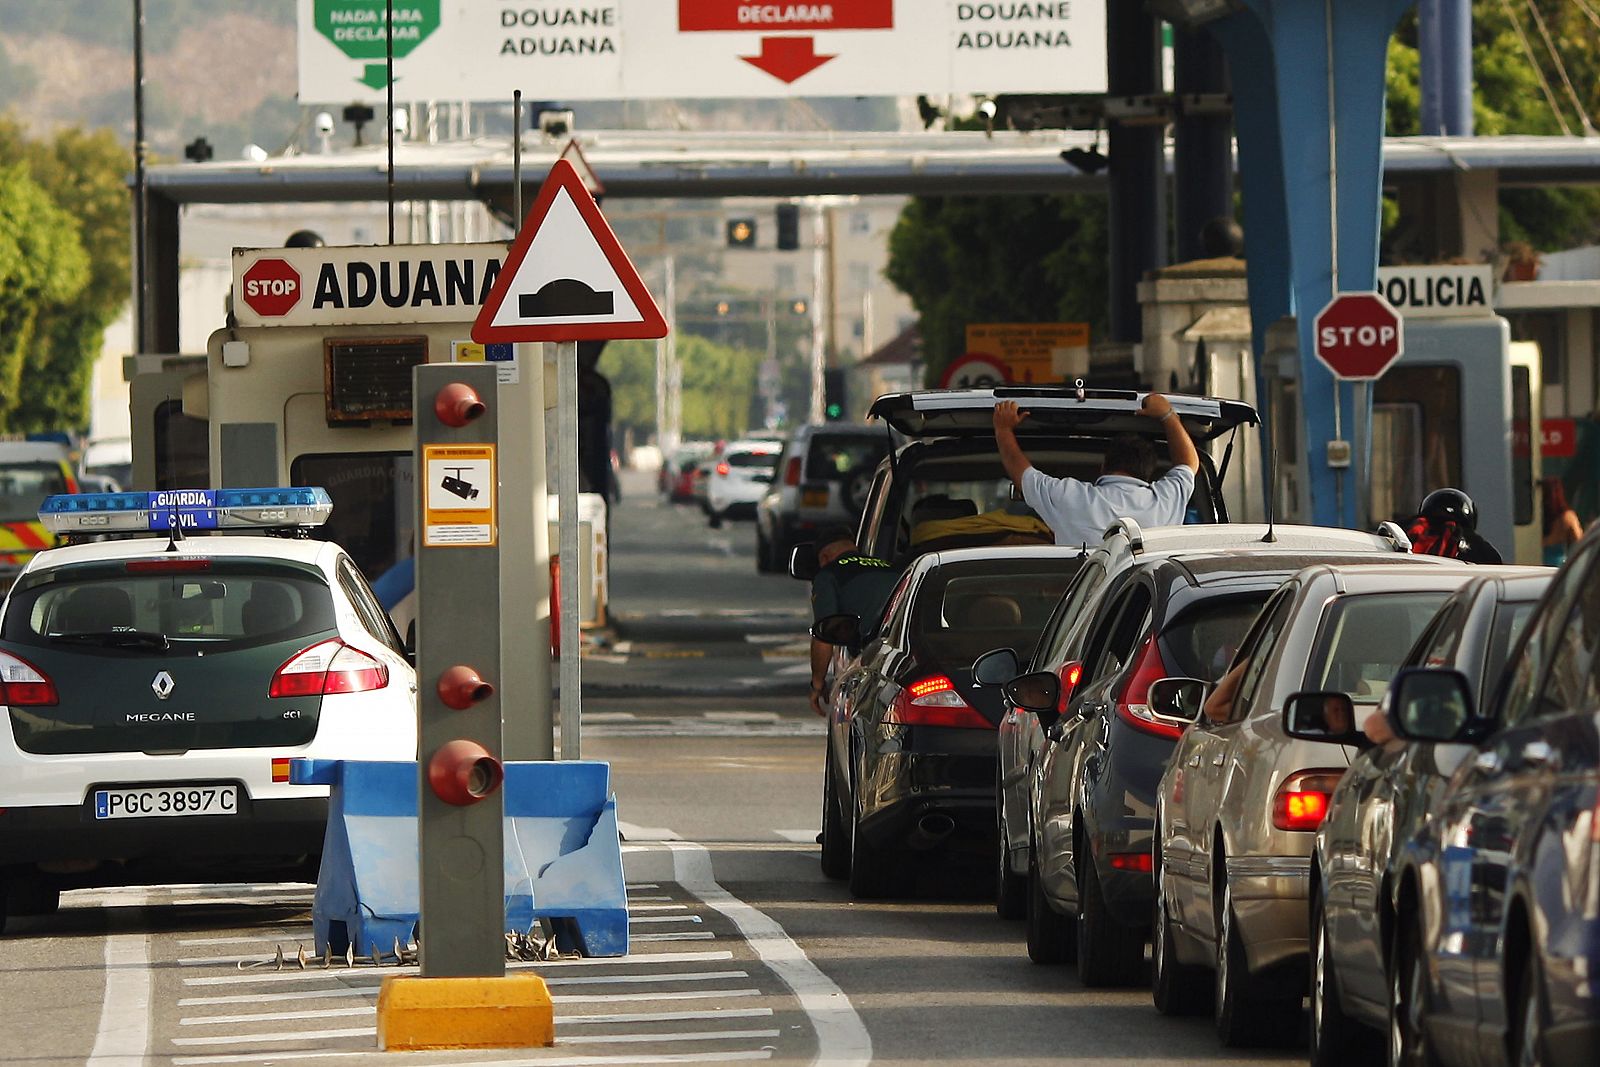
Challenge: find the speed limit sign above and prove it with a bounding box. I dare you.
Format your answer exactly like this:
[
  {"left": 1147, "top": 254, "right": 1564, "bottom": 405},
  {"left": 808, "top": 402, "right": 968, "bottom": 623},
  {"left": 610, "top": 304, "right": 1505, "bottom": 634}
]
[{"left": 940, "top": 352, "right": 1012, "bottom": 389}]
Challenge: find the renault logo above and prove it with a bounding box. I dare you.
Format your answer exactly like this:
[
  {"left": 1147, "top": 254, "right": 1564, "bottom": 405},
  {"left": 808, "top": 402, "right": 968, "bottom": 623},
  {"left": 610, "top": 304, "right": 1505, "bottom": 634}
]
[{"left": 152, "top": 671, "right": 175, "bottom": 700}]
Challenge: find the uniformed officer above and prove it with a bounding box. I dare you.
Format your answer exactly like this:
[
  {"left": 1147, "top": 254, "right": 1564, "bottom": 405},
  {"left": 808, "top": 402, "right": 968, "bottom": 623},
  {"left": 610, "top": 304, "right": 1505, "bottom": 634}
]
[{"left": 808, "top": 525, "right": 899, "bottom": 716}]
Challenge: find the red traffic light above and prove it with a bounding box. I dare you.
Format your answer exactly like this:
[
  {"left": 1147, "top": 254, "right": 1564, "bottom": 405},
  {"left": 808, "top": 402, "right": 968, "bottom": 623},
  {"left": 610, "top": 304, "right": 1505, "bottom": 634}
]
[
  {"left": 434, "top": 382, "right": 487, "bottom": 427},
  {"left": 437, "top": 665, "right": 494, "bottom": 710},
  {"left": 426, "top": 739, "right": 504, "bottom": 806}
]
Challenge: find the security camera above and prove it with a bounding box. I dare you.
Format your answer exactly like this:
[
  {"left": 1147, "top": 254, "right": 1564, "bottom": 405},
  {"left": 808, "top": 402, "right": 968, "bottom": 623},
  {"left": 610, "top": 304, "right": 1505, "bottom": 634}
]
[
  {"left": 977, "top": 100, "right": 998, "bottom": 121},
  {"left": 539, "top": 109, "right": 575, "bottom": 139},
  {"left": 314, "top": 111, "right": 335, "bottom": 136},
  {"left": 242, "top": 143, "right": 268, "bottom": 163}
]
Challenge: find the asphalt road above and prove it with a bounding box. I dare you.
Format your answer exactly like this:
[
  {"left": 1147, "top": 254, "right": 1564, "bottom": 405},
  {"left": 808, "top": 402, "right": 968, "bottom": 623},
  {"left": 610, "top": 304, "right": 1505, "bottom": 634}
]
[{"left": 0, "top": 470, "right": 1300, "bottom": 1066}]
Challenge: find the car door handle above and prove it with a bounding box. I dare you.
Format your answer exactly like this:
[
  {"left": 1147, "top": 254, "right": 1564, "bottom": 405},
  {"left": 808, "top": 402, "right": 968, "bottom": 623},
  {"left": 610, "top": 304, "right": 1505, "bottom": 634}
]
[
  {"left": 1474, "top": 750, "right": 1503, "bottom": 775},
  {"left": 1211, "top": 753, "right": 1226, "bottom": 767},
  {"left": 1187, "top": 754, "right": 1200, "bottom": 768}
]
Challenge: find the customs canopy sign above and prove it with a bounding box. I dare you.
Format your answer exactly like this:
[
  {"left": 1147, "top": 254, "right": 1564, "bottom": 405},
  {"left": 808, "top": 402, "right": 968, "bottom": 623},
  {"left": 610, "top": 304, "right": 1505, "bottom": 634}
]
[{"left": 297, "top": 1, "right": 1108, "bottom": 103}]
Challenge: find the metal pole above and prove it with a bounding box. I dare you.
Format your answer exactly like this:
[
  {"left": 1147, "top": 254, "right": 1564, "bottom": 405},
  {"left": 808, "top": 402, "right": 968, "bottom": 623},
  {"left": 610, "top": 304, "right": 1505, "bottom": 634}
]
[
  {"left": 557, "top": 341, "right": 582, "bottom": 759},
  {"left": 656, "top": 256, "right": 674, "bottom": 451},
  {"left": 809, "top": 200, "right": 826, "bottom": 424},
  {"left": 513, "top": 91, "right": 523, "bottom": 222},
  {"left": 1325, "top": 0, "right": 1350, "bottom": 526},
  {"left": 665, "top": 263, "right": 681, "bottom": 453},
  {"left": 132, "top": 0, "right": 149, "bottom": 354},
  {"left": 498, "top": 343, "right": 554, "bottom": 762},
  {"left": 385, "top": 0, "right": 395, "bottom": 245}
]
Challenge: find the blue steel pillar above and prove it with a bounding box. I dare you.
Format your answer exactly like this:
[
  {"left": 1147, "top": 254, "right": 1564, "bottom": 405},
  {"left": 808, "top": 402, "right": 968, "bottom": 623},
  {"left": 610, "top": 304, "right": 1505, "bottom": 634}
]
[{"left": 1208, "top": 0, "right": 1414, "bottom": 527}]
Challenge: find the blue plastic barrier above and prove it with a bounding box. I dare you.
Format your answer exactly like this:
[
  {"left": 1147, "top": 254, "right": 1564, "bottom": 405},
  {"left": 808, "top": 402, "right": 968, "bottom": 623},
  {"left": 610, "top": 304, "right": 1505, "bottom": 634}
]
[{"left": 290, "top": 759, "right": 628, "bottom": 958}]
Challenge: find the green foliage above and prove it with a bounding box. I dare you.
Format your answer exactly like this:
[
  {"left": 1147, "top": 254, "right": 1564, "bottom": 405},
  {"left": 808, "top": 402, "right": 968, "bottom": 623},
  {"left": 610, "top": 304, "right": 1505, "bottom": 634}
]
[
  {"left": 0, "top": 163, "right": 90, "bottom": 428},
  {"left": 885, "top": 194, "right": 1108, "bottom": 386},
  {"left": 604, "top": 334, "right": 761, "bottom": 440}
]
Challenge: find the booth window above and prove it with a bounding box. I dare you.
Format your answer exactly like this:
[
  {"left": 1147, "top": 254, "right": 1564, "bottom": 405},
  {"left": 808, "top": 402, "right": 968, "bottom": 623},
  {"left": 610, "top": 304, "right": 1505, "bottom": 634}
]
[
  {"left": 152, "top": 399, "right": 210, "bottom": 490},
  {"left": 1512, "top": 365, "right": 1534, "bottom": 526},
  {"left": 1373, "top": 366, "right": 1461, "bottom": 524},
  {"left": 290, "top": 451, "right": 414, "bottom": 585}
]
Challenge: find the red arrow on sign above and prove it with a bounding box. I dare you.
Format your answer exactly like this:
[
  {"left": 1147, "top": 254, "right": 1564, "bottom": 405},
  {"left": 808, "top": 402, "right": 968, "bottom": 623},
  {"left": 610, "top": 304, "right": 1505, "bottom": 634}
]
[{"left": 741, "top": 36, "right": 835, "bottom": 83}]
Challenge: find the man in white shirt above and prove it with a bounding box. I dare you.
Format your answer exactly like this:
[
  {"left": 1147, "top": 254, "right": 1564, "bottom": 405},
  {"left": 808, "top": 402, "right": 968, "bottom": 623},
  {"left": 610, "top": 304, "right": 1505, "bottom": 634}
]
[{"left": 992, "top": 392, "right": 1200, "bottom": 548}]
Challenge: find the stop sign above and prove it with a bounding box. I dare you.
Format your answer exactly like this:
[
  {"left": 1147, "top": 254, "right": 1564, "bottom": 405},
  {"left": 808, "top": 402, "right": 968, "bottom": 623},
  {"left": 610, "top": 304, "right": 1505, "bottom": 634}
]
[
  {"left": 239, "top": 257, "right": 303, "bottom": 318},
  {"left": 1313, "top": 292, "right": 1404, "bottom": 380}
]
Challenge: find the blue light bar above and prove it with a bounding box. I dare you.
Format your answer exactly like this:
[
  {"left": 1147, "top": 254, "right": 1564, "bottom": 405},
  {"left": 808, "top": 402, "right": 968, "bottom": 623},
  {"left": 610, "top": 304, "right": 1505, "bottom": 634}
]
[{"left": 39, "top": 488, "right": 333, "bottom": 535}]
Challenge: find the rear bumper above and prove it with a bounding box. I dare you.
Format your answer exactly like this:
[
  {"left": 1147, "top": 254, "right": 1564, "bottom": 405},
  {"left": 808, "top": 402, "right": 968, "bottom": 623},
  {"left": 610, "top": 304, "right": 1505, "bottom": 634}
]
[
  {"left": 858, "top": 738, "right": 997, "bottom": 855},
  {"left": 0, "top": 795, "right": 328, "bottom": 887}
]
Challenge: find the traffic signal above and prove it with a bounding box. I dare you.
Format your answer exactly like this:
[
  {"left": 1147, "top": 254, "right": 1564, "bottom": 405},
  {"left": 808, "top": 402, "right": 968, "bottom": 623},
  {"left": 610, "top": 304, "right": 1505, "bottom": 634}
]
[
  {"left": 790, "top": 298, "right": 808, "bottom": 315},
  {"left": 726, "top": 218, "right": 756, "bottom": 248},
  {"left": 823, "top": 368, "right": 846, "bottom": 421},
  {"left": 776, "top": 203, "right": 800, "bottom": 251}
]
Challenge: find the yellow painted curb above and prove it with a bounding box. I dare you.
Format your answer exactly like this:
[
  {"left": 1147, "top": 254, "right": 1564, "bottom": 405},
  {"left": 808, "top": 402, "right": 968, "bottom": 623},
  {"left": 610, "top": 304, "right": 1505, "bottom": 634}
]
[{"left": 377, "top": 974, "right": 555, "bottom": 1051}]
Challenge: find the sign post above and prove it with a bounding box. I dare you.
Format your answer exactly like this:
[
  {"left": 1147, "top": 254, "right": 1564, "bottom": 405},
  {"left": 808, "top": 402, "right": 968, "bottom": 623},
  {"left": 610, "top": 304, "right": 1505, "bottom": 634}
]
[
  {"left": 473, "top": 159, "right": 668, "bottom": 759},
  {"left": 1314, "top": 292, "right": 1404, "bottom": 528}
]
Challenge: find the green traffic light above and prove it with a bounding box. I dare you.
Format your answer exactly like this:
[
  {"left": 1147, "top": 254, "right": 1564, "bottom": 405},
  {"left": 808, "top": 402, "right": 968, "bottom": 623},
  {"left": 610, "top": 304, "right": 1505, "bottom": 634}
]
[{"left": 826, "top": 403, "right": 843, "bottom": 419}]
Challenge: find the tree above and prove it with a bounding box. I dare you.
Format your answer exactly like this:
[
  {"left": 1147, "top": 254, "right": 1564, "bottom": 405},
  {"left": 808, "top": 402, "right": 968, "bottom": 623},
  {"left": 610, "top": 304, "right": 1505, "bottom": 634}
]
[
  {"left": 603, "top": 333, "right": 761, "bottom": 441},
  {"left": 885, "top": 193, "right": 1107, "bottom": 386},
  {"left": 0, "top": 121, "right": 130, "bottom": 431},
  {"left": 0, "top": 163, "right": 90, "bottom": 429}
]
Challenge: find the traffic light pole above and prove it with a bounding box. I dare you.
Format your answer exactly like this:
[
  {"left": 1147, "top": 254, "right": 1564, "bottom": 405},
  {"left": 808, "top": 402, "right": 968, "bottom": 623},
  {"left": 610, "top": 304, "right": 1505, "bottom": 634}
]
[{"left": 809, "top": 200, "right": 826, "bottom": 423}]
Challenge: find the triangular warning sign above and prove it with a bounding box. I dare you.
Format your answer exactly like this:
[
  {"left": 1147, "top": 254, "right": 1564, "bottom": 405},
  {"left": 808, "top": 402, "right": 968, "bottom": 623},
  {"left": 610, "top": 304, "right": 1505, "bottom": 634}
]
[{"left": 472, "top": 159, "right": 667, "bottom": 343}]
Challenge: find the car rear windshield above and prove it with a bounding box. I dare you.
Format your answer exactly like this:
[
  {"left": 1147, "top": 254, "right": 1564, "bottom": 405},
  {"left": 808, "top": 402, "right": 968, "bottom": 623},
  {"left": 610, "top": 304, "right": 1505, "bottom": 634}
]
[
  {"left": 0, "top": 461, "right": 71, "bottom": 523},
  {"left": 1161, "top": 596, "right": 1269, "bottom": 683},
  {"left": 1306, "top": 591, "right": 1452, "bottom": 702},
  {"left": 2, "top": 562, "right": 335, "bottom": 652},
  {"left": 727, "top": 450, "right": 778, "bottom": 469},
  {"left": 805, "top": 435, "right": 887, "bottom": 481},
  {"left": 912, "top": 558, "right": 1079, "bottom": 663}
]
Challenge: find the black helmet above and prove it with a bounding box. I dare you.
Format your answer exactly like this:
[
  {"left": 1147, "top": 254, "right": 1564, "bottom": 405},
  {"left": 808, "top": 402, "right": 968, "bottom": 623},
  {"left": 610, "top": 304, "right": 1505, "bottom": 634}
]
[{"left": 1420, "top": 488, "right": 1476, "bottom": 531}]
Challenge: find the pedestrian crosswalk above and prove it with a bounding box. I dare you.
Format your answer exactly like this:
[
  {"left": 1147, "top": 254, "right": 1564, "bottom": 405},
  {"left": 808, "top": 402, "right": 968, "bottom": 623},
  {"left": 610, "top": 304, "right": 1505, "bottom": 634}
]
[{"left": 155, "top": 880, "right": 816, "bottom": 1065}]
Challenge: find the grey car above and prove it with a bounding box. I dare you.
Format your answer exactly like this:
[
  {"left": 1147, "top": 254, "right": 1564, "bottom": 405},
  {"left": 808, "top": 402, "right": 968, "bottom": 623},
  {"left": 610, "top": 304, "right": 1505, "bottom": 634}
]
[
  {"left": 755, "top": 424, "right": 887, "bottom": 572},
  {"left": 1152, "top": 562, "right": 1475, "bottom": 1047}
]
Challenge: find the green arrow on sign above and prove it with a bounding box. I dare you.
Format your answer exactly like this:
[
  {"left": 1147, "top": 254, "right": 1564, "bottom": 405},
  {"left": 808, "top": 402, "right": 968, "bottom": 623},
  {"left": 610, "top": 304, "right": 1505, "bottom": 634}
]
[{"left": 313, "top": 0, "right": 440, "bottom": 85}]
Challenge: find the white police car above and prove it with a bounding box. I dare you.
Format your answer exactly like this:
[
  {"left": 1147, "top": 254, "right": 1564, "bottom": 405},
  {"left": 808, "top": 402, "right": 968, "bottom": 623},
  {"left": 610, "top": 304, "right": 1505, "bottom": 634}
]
[{"left": 0, "top": 488, "right": 417, "bottom": 930}]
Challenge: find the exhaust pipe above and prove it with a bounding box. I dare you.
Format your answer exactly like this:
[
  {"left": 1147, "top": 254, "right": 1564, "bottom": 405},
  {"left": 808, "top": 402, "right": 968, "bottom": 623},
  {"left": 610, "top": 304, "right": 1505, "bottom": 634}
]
[{"left": 907, "top": 813, "right": 956, "bottom": 851}]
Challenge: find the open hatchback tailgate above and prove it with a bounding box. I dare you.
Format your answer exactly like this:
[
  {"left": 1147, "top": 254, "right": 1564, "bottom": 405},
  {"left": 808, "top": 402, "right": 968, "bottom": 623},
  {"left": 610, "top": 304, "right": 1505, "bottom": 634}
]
[{"left": 867, "top": 387, "right": 1259, "bottom": 443}]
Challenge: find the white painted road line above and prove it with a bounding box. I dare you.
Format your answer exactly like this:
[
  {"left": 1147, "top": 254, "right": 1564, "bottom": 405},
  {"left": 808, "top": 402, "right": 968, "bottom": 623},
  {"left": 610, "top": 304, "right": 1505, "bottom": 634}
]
[
  {"left": 87, "top": 890, "right": 152, "bottom": 1067},
  {"left": 567, "top": 1007, "right": 774, "bottom": 1025},
  {"left": 170, "top": 1025, "right": 375, "bottom": 1047},
  {"left": 553, "top": 989, "right": 761, "bottom": 1004},
  {"left": 179, "top": 987, "right": 379, "bottom": 1008},
  {"left": 631, "top": 931, "right": 717, "bottom": 942},
  {"left": 619, "top": 821, "right": 683, "bottom": 841},
  {"left": 667, "top": 841, "right": 872, "bottom": 1067},
  {"left": 176, "top": 932, "right": 311, "bottom": 947},
  {"left": 628, "top": 903, "right": 690, "bottom": 911},
  {"left": 173, "top": 1051, "right": 373, "bottom": 1066},
  {"left": 563, "top": 1028, "right": 781, "bottom": 1045},
  {"left": 547, "top": 969, "right": 747, "bottom": 987},
  {"left": 180, "top": 1005, "right": 376, "bottom": 1026},
  {"left": 628, "top": 914, "right": 704, "bottom": 925},
  {"left": 388, "top": 1052, "right": 773, "bottom": 1067},
  {"left": 183, "top": 950, "right": 735, "bottom": 985},
  {"left": 774, "top": 829, "right": 821, "bottom": 843}
]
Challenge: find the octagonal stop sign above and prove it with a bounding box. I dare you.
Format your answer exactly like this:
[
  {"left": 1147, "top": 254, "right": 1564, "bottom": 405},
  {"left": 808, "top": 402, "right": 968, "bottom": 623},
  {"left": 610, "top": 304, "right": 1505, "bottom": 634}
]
[
  {"left": 240, "top": 257, "right": 303, "bottom": 318},
  {"left": 1313, "top": 292, "right": 1404, "bottom": 380}
]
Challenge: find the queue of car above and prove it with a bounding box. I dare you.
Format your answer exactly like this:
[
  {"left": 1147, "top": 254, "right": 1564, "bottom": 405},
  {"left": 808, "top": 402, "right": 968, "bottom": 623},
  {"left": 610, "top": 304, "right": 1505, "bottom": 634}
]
[{"left": 805, "top": 385, "right": 1598, "bottom": 1065}]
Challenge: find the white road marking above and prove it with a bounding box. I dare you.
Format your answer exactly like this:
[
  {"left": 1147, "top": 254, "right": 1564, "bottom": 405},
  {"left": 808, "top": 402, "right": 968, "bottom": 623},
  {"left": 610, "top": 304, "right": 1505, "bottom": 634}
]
[
  {"left": 774, "top": 829, "right": 821, "bottom": 844},
  {"left": 564, "top": 1028, "right": 780, "bottom": 1045},
  {"left": 630, "top": 931, "right": 717, "bottom": 942},
  {"left": 703, "top": 711, "right": 781, "bottom": 721},
  {"left": 173, "top": 1052, "right": 372, "bottom": 1066},
  {"left": 548, "top": 970, "right": 747, "bottom": 988},
  {"left": 628, "top": 915, "right": 703, "bottom": 925},
  {"left": 667, "top": 842, "right": 872, "bottom": 1067},
  {"left": 619, "top": 821, "right": 682, "bottom": 841},
  {"left": 611, "top": 640, "right": 633, "bottom": 654},
  {"left": 586, "top": 712, "right": 638, "bottom": 722},
  {"left": 591, "top": 721, "right": 821, "bottom": 739},
  {"left": 628, "top": 895, "right": 673, "bottom": 902},
  {"left": 87, "top": 890, "right": 152, "bottom": 1067},
  {"left": 180, "top": 1006, "right": 375, "bottom": 1026},
  {"left": 553, "top": 989, "right": 761, "bottom": 1004},
  {"left": 180, "top": 988, "right": 379, "bottom": 1008},
  {"left": 171, "top": 1025, "right": 375, "bottom": 1046},
  {"left": 628, "top": 903, "right": 689, "bottom": 911},
  {"left": 175, "top": 1054, "right": 769, "bottom": 1067},
  {"left": 626, "top": 882, "right": 661, "bottom": 890},
  {"left": 567, "top": 1007, "right": 773, "bottom": 1025},
  {"left": 176, "top": 932, "right": 310, "bottom": 947}
]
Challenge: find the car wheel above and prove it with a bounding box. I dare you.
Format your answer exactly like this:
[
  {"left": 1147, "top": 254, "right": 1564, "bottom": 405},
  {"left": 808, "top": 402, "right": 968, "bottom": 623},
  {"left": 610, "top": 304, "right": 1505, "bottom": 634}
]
[
  {"left": 755, "top": 529, "right": 774, "bottom": 573},
  {"left": 995, "top": 782, "right": 1026, "bottom": 920},
  {"left": 1390, "top": 919, "right": 1439, "bottom": 1067},
  {"left": 1509, "top": 951, "right": 1547, "bottom": 1067},
  {"left": 820, "top": 744, "right": 850, "bottom": 880},
  {"left": 1215, "top": 879, "right": 1302, "bottom": 1047},
  {"left": 1152, "top": 846, "right": 1209, "bottom": 1016},
  {"left": 1025, "top": 852, "right": 1077, "bottom": 964},
  {"left": 1076, "top": 848, "right": 1146, "bottom": 987},
  {"left": 3, "top": 873, "right": 59, "bottom": 918},
  {"left": 849, "top": 803, "right": 900, "bottom": 899},
  {"left": 708, "top": 509, "right": 724, "bottom": 529},
  {"left": 1311, "top": 888, "right": 1363, "bottom": 1066}
]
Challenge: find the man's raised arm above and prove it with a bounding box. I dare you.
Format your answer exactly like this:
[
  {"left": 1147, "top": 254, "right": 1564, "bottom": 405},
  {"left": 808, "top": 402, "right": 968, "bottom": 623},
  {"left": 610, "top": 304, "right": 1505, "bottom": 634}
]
[
  {"left": 993, "top": 400, "right": 1033, "bottom": 492},
  {"left": 1140, "top": 393, "right": 1199, "bottom": 473}
]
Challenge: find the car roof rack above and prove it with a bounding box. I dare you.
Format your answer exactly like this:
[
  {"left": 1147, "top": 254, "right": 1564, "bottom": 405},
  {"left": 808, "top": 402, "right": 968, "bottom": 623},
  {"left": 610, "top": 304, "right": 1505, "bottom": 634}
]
[
  {"left": 1104, "top": 517, "right": 1145, "bottom": 555},
  {"left": 1375, "top": 521, "right": 1413, "bottom": 553}
]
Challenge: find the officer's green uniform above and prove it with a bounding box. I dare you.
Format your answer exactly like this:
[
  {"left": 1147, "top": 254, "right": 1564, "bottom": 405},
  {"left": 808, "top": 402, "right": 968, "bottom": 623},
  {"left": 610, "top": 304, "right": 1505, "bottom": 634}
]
[{"left": 811, "top": 553, "right": 900, "bottom": 635}]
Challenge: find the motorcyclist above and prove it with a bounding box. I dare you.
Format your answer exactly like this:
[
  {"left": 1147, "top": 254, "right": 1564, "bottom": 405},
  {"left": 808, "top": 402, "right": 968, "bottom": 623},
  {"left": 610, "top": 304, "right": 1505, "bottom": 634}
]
[{"left": 1404, "top": 488, "right": 1502, "bottom": 564}]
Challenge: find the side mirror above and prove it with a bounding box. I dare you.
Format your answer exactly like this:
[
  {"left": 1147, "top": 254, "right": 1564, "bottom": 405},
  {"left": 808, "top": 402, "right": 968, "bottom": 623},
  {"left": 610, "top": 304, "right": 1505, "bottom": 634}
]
[
  {"left": 1149, "top": 677, "right": 1210, "bottom": 724},
  {"left": 1387, "top": 668, "right": 1480, "bottom": 744},
  {"left": 972, "top": 647, "right": 1020, "bottom": 687},
  {"left": 1004, "top": 670, "right": 1061, "bottom": 717},
  {"left": 1282, "top": 691, "right": 1363, "bottom": 745},
  {"left": 811, "top": 613, "right": 862, "bottom": 647},
  {"left": 789, "top": 542, "right": 820, "bottom": 582}
]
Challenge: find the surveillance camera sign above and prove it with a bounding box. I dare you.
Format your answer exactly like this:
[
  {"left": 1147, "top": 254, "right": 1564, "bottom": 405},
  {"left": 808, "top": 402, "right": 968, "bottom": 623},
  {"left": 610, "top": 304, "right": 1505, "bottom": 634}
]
[
  {"left": 297, "top": 0, "right": 1108, "bottom": 103},
  {"left": 423, "top": 444, "right": 496, "bottom": 547}
]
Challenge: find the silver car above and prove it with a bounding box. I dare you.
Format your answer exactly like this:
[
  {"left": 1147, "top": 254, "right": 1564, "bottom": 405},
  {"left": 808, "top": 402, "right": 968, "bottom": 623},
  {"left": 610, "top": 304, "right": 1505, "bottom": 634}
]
[{"left": 1151, "top": 562, "right": 1475, "bottom": 1047}]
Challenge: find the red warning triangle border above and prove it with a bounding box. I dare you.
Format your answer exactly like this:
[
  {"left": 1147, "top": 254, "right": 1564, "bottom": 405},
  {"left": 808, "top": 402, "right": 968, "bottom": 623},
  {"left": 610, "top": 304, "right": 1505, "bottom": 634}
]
[{"left": 471, "top": 159, "right": 668, "bottom": 343}]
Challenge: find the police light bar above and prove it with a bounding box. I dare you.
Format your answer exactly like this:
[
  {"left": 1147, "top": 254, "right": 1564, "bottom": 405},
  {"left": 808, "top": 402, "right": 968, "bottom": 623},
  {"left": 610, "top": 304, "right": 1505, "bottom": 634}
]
[{"left": 39, "top": 488, "right": 333, "bottom": 535}]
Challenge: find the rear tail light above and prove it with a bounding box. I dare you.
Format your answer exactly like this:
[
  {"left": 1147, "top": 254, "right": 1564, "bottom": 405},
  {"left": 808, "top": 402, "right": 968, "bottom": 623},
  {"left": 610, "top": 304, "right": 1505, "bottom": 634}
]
[
  {"left": 886, "top": 675, "right": 993, "bottom": 729},
  {"left": 1272, "top": 770, "right": 1344, "bottom": 831},
  {"left": 0, "top": 650, "right": 57, "bottom": 706},
  {"left": 1108, "top": 851, "right": 1153, "bottom": 873},
  {"left": 125, "top": 559, "right": 212, "bottom": 573},
  {"left": 1115, "top": 636, "right": 1185, "bottom": 740},
  {"left": 1056, "top": 661, "right": 1084, "bottom": 713},
  {"left": 269, "top": 639, "right": 388, "bottom": 698},
  {"left": 716, "top": 462, "right": 731, "bottom": 476},
  {"left": 271, "top": 757, "right": 291, "bottom": 783},
  {"left": 784, "top": 457, "right": 802, "bottom": 486}
]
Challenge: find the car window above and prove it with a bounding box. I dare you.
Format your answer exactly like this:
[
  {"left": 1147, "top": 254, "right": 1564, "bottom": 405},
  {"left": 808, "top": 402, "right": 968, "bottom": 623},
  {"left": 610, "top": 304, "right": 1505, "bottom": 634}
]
[
  {"left": 1501, "top": 542, "right": 1597, "bottom": 727},
  {"left": 805, "top": 436, "right": 886, "bottom": 481},
  {"left": 1031, "top": 560, "right": 1107, "bottom": 669},
  {"left": 1160, "top": 595, "right": 1268, "bottom": 683},
  {"left": 1081, "top": 585, "right": 1153, "bottom": 688},
  {"left": 3, "top": 562, "right": 335, "bottom": 649},
  {"left": 1481, "top": 600, "right": 1539, "bottom": 699},
  {"left": 0, "top": 460, "right": 71, "bottom": 523},
  {"left": 1412, "top": 600, "right": 1466, "bottom": 669},
  {"left": 875, "top": 568, "right": 920, "bottom": 648},
  {"left": 727, "top": 450, "right": 778, "bottom": 469},
  {"left": 1532, "top": 553, "right": 1600, "bottom": 719},
  {"left": 337, "top": 557, "right": 406, "bottom": 656},
  {"left": 1230, "top": 588, "right": 1296, "bottom": 722},
  {"left": 1306, "top": 591, "right": 1452, "bottom": 704},
  {"left": 911, "top": 559, "right": 1077, "bottom": 664}
]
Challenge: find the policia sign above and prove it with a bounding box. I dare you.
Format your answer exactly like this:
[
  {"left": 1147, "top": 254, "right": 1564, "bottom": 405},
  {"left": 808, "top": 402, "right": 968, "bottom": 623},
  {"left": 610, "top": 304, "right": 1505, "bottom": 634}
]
[{"left": 232, "top": 244, "right": 506, "bottom": 328}]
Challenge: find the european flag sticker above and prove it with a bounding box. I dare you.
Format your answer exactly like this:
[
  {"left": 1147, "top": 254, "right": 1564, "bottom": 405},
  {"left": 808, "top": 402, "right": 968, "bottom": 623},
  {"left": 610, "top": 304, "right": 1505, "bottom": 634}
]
[{"left": 94, "top": 790, "right": 110, "bottom": 819}]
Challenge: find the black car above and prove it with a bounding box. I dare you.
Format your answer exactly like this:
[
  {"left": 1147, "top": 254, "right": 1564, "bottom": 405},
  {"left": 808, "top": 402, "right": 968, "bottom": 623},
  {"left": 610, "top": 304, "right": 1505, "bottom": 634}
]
[
  {"left": 812, "top": 545, "right": 1082, "bottom": 898},
  {"left": 1016, "top": 547, "right": 1430, "bottom": 988},
  {"left": 1385, "top": 535, "right": 1600, "bottom": 1067},
  {"left": 1305, "top": 567, "right": 1550, "bottom": 1065}
]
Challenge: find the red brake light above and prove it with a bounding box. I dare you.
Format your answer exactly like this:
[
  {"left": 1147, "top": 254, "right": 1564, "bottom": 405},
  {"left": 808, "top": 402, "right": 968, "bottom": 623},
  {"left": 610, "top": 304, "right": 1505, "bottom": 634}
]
[
  {"left": 270, "top": 639, "right": 388, "bottom": 698},
  {"left": 125, "top": 559, "right": 212, "bottom": 573},
  {"left": 1108, "top": 851, "right": 1154, "bottom": 873},
  {"left": 0, "top": 649, "right": 57, "bottom": 706},
  {"left": 1272, "top": 770, "right": 1343, "bottom": 831},
  {"left": 887, "top": 675, "right": 992, "bottom": 729},
  {"left": 716, "top": 462, "right": 731, "bottom": 476},
  {"left": 784, "top": 457, "right": 802, "bottom": 486},
  {"left": 1115, "top": 636, "right": 1185, "bottom": 740}
]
